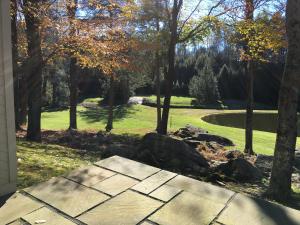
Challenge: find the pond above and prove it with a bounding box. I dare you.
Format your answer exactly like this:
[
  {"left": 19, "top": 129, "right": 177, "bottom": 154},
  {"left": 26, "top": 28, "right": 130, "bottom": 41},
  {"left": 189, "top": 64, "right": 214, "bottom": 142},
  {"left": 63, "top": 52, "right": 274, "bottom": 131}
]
[{"left": 202, "top": 112, "right": 300, "bottom": 136}]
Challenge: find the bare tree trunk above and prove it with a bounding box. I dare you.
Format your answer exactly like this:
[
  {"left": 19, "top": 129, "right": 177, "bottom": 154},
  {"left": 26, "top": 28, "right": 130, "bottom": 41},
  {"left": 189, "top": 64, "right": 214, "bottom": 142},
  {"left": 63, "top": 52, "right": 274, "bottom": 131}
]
[
  {"left": 24, "top": 0, "right": 43, "bottom": 142},
  {"left": 159, "top": 44, "right": 175, "bottom": 134},
  {"left": 42, "top": 73, "right": 48, "bottom": 106},
  {"left": 154, "top": 0, "right": 161, "bottom": 132},
  {"left": 158, "top": 0, "right": 182, "bottom": 134},
  {"left": 19, "top": 72, "right": 28, "bottom": 126},
  {"left": 244, "top": 0, "right": 255, "bottom": 154},
  {"left": 155, "top": 51, "right": 161, "bottom": 131},
  {"left": 69, "top": 58, "right": 78, "bottom": 129},
  {"left": 244, "top": 60, "right": 254, "bottom": 154},
  {"left": 268, "top": 0, "right": 300, "bottom": 202},
  {"left": 11, "top": 0, "right": 20, "bottom": 130},
  {"left": 67, "top": 0, "right": 78, "bottom": 130},
  {"left": 52, "top": 72, "right": 59, "bottom": 108},
  {"left": 106, "top": 76, "right": 114, "bottom": 132}
]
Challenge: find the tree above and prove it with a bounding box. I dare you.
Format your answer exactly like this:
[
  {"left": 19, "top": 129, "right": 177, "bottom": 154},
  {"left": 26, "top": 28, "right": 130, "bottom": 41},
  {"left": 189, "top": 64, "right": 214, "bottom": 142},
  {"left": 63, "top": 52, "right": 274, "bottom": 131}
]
[
  {"left": 23, "top": 0, "right": 44, "bottom": 141},
  {"left": 157, "top": 0, "right": 182, "bottom": 134},
  {"left": 268, "top": 0, "right": 300, "bottom": 202},
  {"left": 66, "top": 0, "right": 79, "bottom": 130},
  {"left": 189, "top": 55, "right": 220, "bottom": 104},
  {"left": 68, "top": 0, "right": 139, "bottom": 132},
  {"left": 20, "top": 0, "right": 72, "bottom": 140},
  {"left": 243, "top": 0, "right": 255, "bottom": 155},
  {"left": 158, "top": 0, "right": 224, "bottom": 134},
  {"left": 11, "top": 0, "right": 20, "bottom": 130},
  {"left": 225, "top": 0, "right": 286, "bottom": 154},
  {"left": 136, "top": 0, "right": 169, "bottom": 131},
  {"left": 105, "top": 76, "right": 115, "bottom": 132}
]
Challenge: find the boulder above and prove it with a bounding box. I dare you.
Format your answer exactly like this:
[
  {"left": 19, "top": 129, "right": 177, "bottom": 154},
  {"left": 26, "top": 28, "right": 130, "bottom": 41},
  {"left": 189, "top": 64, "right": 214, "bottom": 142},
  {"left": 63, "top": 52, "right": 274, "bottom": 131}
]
[
  {"left": 254, "top": 152, "right": 300, "bottom": 176},
  {"left": 173, "top": 124, "right": 208, "bottom": 138},
  {"left": 183, "top": 139, "right": 203, "bottom": 148},
  {"left": 215, "top": 158, "right": 262, "bottom": 182},
  {"left": 254, "top": 154, "right": 273, "bottom": 174},
  {"left": 192, "top": 133, "right": 234, "bottom": 146},
  {"left": 136, "top": 133, "right": 209, "bottom": 175}
]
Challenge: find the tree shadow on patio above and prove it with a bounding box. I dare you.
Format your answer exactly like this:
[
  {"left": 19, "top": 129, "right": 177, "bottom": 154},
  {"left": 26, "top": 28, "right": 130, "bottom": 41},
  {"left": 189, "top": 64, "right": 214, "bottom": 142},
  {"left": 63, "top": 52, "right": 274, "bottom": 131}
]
[{"left": 250, "top": 196, "right": 300, "bottom": 225}]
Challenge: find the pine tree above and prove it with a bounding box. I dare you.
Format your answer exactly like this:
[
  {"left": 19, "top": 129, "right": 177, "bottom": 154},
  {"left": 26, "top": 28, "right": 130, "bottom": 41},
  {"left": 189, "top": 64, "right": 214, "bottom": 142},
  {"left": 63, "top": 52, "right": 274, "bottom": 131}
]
[{"left": 189, "top": 55, "right": 220, "bottom": 104}]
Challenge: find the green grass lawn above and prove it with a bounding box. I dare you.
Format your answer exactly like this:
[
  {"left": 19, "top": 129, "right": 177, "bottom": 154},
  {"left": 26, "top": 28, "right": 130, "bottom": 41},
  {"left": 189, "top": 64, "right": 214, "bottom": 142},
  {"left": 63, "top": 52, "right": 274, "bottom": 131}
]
[
  {"left": 144, "top": 95, "right": 196, "bottom": 107},
  {"left": 17, "top": 141, "right": 100, "bottom": 189},
  {"left": 40, "top": 103, "right": 299, "bottom": 155},
  {"left": 142, "top": 96, "right": 275, "bottom": 109}
]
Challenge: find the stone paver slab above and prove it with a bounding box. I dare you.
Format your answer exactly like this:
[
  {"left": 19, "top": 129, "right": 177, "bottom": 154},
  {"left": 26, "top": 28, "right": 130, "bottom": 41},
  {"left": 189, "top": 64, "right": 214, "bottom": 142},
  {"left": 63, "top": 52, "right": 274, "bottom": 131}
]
[
  {"left": 0, "top": 194, "right": 42, "bottom": 224},
  {"left": 78, "top": 190, "right": 163, "bottom": 225},
  {"left": 139, "top": 221, "right": 154, "bottom": 225},
  {"left": 95, "top": 156, "right": 160, "bottom": 180},
  {"left": 64, "top": 165, "right": 115, "bottom": 187},
  {"left": 8, "top": 219, "right": 26, "bottom": 225},
  {"left": 149, "top": 184, "right": 181, "bottom": 202},
  {"left": 167, "top": 175, "right": 235, "bottom": 204},
  {"left": 149, "top": 191, "right": 225, "bottom": 225},
  {"left": 92, "top": 174, "right": 138, "bottom": 196},
  {"left": 131, "top": 170, "right": 176, "bottom": 194},
  {"left": 24, "top": 177, "right": 109, "bottom": 217},
  {"left": 22, "top": 207, "right": 76, "bottom": 225},
  {"left": 217, "top": 194, "right": 300, "bottom": 225}
]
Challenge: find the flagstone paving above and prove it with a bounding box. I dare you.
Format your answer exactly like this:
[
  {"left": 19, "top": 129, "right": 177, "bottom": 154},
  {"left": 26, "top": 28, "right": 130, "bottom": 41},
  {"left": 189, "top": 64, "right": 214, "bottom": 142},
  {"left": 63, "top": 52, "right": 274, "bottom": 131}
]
[
  {"left": 94, "top": 155, "right": 160, "bottom": 180},
  {"left": 149, "top": 184, "right": 181, "bottom": 202},
  {"left": 22, "top": 207, "right": 76, "bottom": 225},
  {"left": 131, "top": 170, "right": 176, "bottom": 194},
  {"left": 1, "top": 155, "right": 300, "bottom": 225},
  {"left": 64, "top": 165, "right": 115, "bottom": 187},
  {"left": 7, "top": 220, "right": 24, "bottom": 225},
  {"left": 77, "top": 190, "right": 163, "bottom": 225},
  {"left": 149, "top": 191, "right": 226, "bottom": 225},
  {"left": 166, "top": 174, "right": 235, "bottom": 205},
  {"left": 139, "top": 221, "right": 154, "bottom": 225},
  {"left": 217, "top": 194, "right": 300, "bottom": 225},
  {"left": 0, "top": 194, "right": 42, "bottom": 224},
  {"left": 92, "top": 174, "right": 139, "bottom": 196},
  {"left": 24, "top": 177, "right": 109, "bottom": 217}
]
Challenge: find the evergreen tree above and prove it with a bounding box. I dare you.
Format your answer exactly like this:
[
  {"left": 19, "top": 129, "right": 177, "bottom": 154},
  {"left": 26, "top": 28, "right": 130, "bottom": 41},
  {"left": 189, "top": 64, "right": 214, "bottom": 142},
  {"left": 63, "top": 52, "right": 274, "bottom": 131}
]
[{"left": 189, "top": 55, "right": 220, "bottom": 104}]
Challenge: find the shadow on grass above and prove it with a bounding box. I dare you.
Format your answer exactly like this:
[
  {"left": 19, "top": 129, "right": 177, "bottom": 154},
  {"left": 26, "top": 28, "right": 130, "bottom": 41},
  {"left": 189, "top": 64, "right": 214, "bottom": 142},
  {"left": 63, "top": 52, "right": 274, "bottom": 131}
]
[{"left": 78, "top": 104, "right": 136, "bottom": 124}]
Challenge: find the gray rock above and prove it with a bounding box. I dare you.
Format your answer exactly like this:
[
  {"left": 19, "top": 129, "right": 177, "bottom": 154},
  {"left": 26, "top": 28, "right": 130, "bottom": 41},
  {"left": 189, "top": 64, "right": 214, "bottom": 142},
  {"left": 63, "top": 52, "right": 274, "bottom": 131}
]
[
  {"left": 254, "top": 154, "right": 273, "bottom": 174},
  {"left": 183, "top": 139, "right": 203, "bottom": 148},
  {"left": 173, "top": 124, "right": 208, "bottom": 138},
  {"left": 174, "top": 125, "right": 234, "bottom": 146},
  {"left": 136, "top": 133, "right": 209, "bottom": 175},
  {"left": 193, "top": 133, "right": 234, "bottom": 146},
  {"left": 215, "top": 158, "right": 262, "bottom": 182}
]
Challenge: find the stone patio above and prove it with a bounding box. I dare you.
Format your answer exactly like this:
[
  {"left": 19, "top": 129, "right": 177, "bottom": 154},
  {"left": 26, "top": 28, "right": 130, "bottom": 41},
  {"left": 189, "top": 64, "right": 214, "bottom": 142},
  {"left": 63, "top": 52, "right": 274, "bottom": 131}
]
[{"left": 1, "top": 155, "right": 300, "bottom": 225}]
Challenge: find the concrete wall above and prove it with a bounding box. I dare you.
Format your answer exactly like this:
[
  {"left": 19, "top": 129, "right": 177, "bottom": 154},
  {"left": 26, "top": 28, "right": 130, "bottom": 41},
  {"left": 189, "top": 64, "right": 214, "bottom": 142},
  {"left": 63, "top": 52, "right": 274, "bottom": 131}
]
[{"left": 0, "top": 0, "right": 17, "bottom": 196}]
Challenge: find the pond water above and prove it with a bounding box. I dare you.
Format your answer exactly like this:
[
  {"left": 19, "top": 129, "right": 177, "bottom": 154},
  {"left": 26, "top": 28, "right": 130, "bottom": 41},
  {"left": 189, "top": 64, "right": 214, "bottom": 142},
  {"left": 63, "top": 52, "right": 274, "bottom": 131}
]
[{"left": 202, "top": 112, "right": 300, "bottom": 136}]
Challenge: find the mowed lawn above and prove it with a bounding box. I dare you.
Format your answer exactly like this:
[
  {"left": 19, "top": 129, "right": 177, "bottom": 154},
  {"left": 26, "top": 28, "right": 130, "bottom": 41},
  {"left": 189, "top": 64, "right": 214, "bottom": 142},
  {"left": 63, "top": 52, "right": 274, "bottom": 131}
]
[
  {"left": 17, "top": 141, "right": 100, "bottom": 189},
  {"left": 40, "top": 99, "right": 300, "bottom": 155}
]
